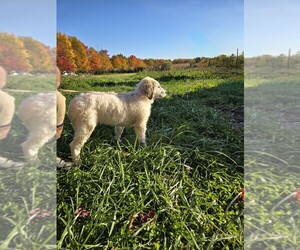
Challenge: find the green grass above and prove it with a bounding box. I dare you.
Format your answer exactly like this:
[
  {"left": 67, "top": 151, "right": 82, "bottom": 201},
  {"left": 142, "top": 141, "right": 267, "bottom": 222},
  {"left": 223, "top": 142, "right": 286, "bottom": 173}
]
[
  {"left": 245, "top": 70, "right": 300, "bottom": 249},
  {"left": 57, "top": 69, "right": 244, "bottom": 249},
  {"left": 0, "top": 166, "right": 56, "bottom": 249},
  {"left": 0, "top": 116, "right": 56, "bottom": 249},
  {"left": 0, "top": 74, "right": 56, "bottom": 249},
  {"left": 5, "top": 74, "right": 56, "bottom": 91}
]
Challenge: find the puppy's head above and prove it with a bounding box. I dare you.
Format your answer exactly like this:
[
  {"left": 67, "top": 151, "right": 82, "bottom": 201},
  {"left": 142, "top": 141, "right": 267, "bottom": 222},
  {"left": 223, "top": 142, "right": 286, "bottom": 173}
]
[{"left": 137, "top": 77, "right": 167, "bottom": 100}]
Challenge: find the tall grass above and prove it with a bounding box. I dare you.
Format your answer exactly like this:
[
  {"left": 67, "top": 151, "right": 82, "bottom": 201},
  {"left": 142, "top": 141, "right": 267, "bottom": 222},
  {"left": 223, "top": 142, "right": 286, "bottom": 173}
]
[
  {"left": 57, "top": 69, "right": 244, "bottom": 249},
  {"left": 245, "top": 71, "right": 300, "bottom": 249},
  {"left": 0, "top": 74, "right": 56, "bottom": 248}
]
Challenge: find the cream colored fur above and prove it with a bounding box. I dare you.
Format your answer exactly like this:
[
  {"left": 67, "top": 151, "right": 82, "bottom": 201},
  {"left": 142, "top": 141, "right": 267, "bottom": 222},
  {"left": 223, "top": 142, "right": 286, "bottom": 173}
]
[
  {"left": 0, "top": 66, "right": 7, "bottom": 89},
  {"left": 68, "top": 77, "right": 166, "bottom": 163},
  {"left": 18, "top": 93, "right": 56, "bottom": 161}
]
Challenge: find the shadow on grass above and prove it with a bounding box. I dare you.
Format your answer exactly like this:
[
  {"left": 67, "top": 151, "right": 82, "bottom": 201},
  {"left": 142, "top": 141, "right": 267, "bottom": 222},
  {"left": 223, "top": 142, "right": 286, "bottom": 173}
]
[
  {"left": 57, "top": 79, "right": 244, "bottom": 164},
  {"left": 56, "top": 77, "right": 244, "bottom": 249}
]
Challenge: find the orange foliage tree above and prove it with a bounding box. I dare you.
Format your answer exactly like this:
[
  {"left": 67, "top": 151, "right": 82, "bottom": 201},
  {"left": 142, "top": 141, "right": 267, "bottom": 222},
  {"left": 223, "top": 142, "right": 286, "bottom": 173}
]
[
  {"left": 57, "top": 32, "right": 76, "bottom": 72},
  {"left": 111, "top": 54, "right": 128, "bottom": 69},
  {"left": 128, "top": 55, "right": 146, "bottom": 69},
  {"left": 88, "top": 47, "right": 102, "bottom": 72},
  {"left": 99, "top": 50, "right": 113, "bottom": 71},
  {"left": 0, "top": 33, "right": 32, "bottom": 72},
  {"left": 69, "top": 36, "right": 90, "bottom": 72},
  {"left": 20, "top": 37, "right": 54, "bottom": 73}
]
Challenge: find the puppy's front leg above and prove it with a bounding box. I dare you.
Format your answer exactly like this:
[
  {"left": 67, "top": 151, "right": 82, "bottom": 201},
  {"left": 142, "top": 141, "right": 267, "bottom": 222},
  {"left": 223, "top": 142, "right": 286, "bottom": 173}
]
[
  {"left": 22, "top": 129, "right": 55, "bottom": 162},
  {"left": 114, "top": 126, "right": 124, "bottom": 142},
  {"left": 134, "top": 124, "right": 147, "bottom": 146}
]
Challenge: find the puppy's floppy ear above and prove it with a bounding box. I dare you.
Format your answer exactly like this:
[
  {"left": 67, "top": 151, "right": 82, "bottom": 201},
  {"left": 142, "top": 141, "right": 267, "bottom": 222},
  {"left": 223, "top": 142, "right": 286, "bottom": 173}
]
[{"left": 141, "top": 79, "right": 154, "bottom": 99}]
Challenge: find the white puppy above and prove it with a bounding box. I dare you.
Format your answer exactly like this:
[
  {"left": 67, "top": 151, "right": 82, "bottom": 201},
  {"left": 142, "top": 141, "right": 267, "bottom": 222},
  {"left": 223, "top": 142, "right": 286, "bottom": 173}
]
[
  {"left": 68, "top": 77, "right": 167, "bottom": 163},
  {"left": 18, "top": 93, "right": 56, "bottom": 162}
]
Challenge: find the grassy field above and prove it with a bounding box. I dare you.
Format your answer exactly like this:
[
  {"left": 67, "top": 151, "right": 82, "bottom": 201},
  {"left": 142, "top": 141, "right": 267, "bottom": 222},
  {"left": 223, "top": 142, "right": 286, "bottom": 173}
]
[
  {"left": 2, "top": 67, "right": 298, "bottom": 249},
  {"left": 245, "top": 68, "right": 300, "bottom": 249},
  {"left": 57, "top": 69, "right": 244, "bottom": 249},
  {"left": 0, "top": 75, "right": 56, "bottom": 249}
]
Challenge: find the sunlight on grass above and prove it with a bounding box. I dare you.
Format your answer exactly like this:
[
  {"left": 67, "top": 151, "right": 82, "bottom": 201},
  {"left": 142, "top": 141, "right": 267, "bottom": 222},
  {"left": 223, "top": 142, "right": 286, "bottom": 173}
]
[
  {"left": 244, "top": 68, "right": 300, "bottom": 249},
  {"left": 56, "top": 68, "right": 244, "bottom": 249}
]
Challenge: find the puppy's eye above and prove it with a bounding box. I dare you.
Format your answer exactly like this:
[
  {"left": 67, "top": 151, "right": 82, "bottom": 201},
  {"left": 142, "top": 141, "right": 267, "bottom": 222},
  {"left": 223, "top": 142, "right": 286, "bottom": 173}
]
[{"left": 158, "top": 86, "right": 161, "bottom": 88}]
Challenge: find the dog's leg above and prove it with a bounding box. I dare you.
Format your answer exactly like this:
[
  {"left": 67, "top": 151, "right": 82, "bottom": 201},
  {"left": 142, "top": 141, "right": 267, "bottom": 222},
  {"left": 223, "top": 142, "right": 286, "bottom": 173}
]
[
  {"left": 22, "top": 128, "right": 55, "bottom": 162},
  {"left": 114, "top": 126, "right": 124, "bottom": 142},
  {"left": 70, "top": 123, "right": 96, "bottom": 164},
  {"left": 134, "top": 124, "right": 147, "bottom": 146}
]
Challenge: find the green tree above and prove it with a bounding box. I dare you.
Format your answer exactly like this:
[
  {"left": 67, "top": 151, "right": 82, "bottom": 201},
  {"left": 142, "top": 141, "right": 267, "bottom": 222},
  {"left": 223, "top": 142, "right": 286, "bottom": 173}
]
[
  {"left": 238, "top": 51, "right": 244, "bottom": 68},
  {"left": 143, "top": 58, "right": 156, "bottom": 69},
  {"left": 161, "top": 60, "right": 173, "bottom": 70}
]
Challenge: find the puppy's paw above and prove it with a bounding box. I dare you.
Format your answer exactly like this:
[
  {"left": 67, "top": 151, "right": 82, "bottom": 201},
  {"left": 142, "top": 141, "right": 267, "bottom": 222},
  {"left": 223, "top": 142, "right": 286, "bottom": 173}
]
[
  {"left": 57, "top": 158, "right": 73, "bottom": 170},
  {"left": 114, "top": 136, "right": 122, "bottom": 142}
]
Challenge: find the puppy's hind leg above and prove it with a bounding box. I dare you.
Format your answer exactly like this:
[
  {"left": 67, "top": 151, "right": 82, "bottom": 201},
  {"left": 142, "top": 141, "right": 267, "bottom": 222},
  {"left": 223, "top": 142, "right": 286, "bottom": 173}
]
[
  {"left": 70, "top": 122, "right": 96, "bottom": 164},
  {"left": 114, "top": 126, "right": 124, "bottom": 142}
]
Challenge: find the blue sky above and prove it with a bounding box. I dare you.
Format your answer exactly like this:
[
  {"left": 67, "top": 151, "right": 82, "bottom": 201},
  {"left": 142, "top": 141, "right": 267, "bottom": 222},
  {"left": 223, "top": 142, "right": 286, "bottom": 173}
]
[
  {"left": 2, "top": 1, "right": 298, "bottom": 59},
  {"left": 57, "top": 0, "right": 244, "bottom": 59},
  {"left": 0, "top": 0, "right": 56, "bottom": 47},
  {"left": 245, "top": 0, "right": 300, "bottom": 57}
]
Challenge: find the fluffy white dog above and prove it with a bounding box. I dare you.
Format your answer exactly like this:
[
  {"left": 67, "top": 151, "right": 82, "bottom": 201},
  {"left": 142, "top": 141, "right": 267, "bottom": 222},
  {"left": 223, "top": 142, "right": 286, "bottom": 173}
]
[
  {"left": 18, "top": 92, "right": 56, "bottom": 162},
  {"left": 68, "top": 77, "right": 167, "bottom": 163}
]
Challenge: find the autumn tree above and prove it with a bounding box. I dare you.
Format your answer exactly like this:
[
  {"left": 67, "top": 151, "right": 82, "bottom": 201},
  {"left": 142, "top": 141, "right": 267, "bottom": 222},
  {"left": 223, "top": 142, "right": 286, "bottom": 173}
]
[
  {"left": 69, "top": 36, "right": 90, "bottom": 72},
  {"left": 88, "top": 47, "right": 102, "bottom": 72},
  {"left": 99, "top": 50, "right": 113, "bottom": 70},
  {"left": 57, "top": 32, "right": 76, "bottom": 72},
  {"left": 0, "top": 33, "right": 32, "bottom": 72},
  {"left": 198, "top": 58, "right": 209, "bottom": 67},
  {"left": 128, "top": 55, "right": 146, "bottom": 69},
  {"left": 111, "top": 54, "right": 128, "bottom": 69},
  {"left": 20, "top": 36, "right": 54, "bottom": 73},
  {"left": 50, "top": 47, "right": 56, "bottom": 66}
]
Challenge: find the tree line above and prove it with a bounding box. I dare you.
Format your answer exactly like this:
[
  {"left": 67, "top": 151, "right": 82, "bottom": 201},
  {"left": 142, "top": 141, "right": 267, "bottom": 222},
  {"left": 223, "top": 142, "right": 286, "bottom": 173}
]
[
  {"left": 0, "top": 32, "right": 245, "bottom": 74},
  {"left": 0, "top": 33, "right": 55, "bottom": 73},
  {"left": 245, "top": 53, "right": 300, "bottom": 69},
  {"left": 57, "top": 33, "right": 145, "bottom": 73},
  {"left": 57, "top": 32, "right": 244, "bottom": 74}
]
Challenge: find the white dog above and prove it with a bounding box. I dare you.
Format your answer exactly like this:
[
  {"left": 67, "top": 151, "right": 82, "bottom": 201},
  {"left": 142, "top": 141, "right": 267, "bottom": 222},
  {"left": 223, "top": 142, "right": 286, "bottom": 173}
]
[
  {"left": 68, "top": 77, "right": 167, "bottom": 163},
  {"left": 18, "top": 92, "right": 56, "bottom": 162}
]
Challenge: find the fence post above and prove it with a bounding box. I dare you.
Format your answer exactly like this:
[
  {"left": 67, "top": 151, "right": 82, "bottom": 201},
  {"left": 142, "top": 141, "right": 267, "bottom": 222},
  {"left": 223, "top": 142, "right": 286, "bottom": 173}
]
[{"left": 236, "top": 48, "right": 239, "bottom": 69}]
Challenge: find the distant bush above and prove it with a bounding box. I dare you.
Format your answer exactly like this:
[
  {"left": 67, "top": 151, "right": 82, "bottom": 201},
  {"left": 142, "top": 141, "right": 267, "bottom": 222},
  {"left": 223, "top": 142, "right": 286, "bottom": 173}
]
[{"left": 161, "top": 61, "right": 173, "bottom": 71}]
